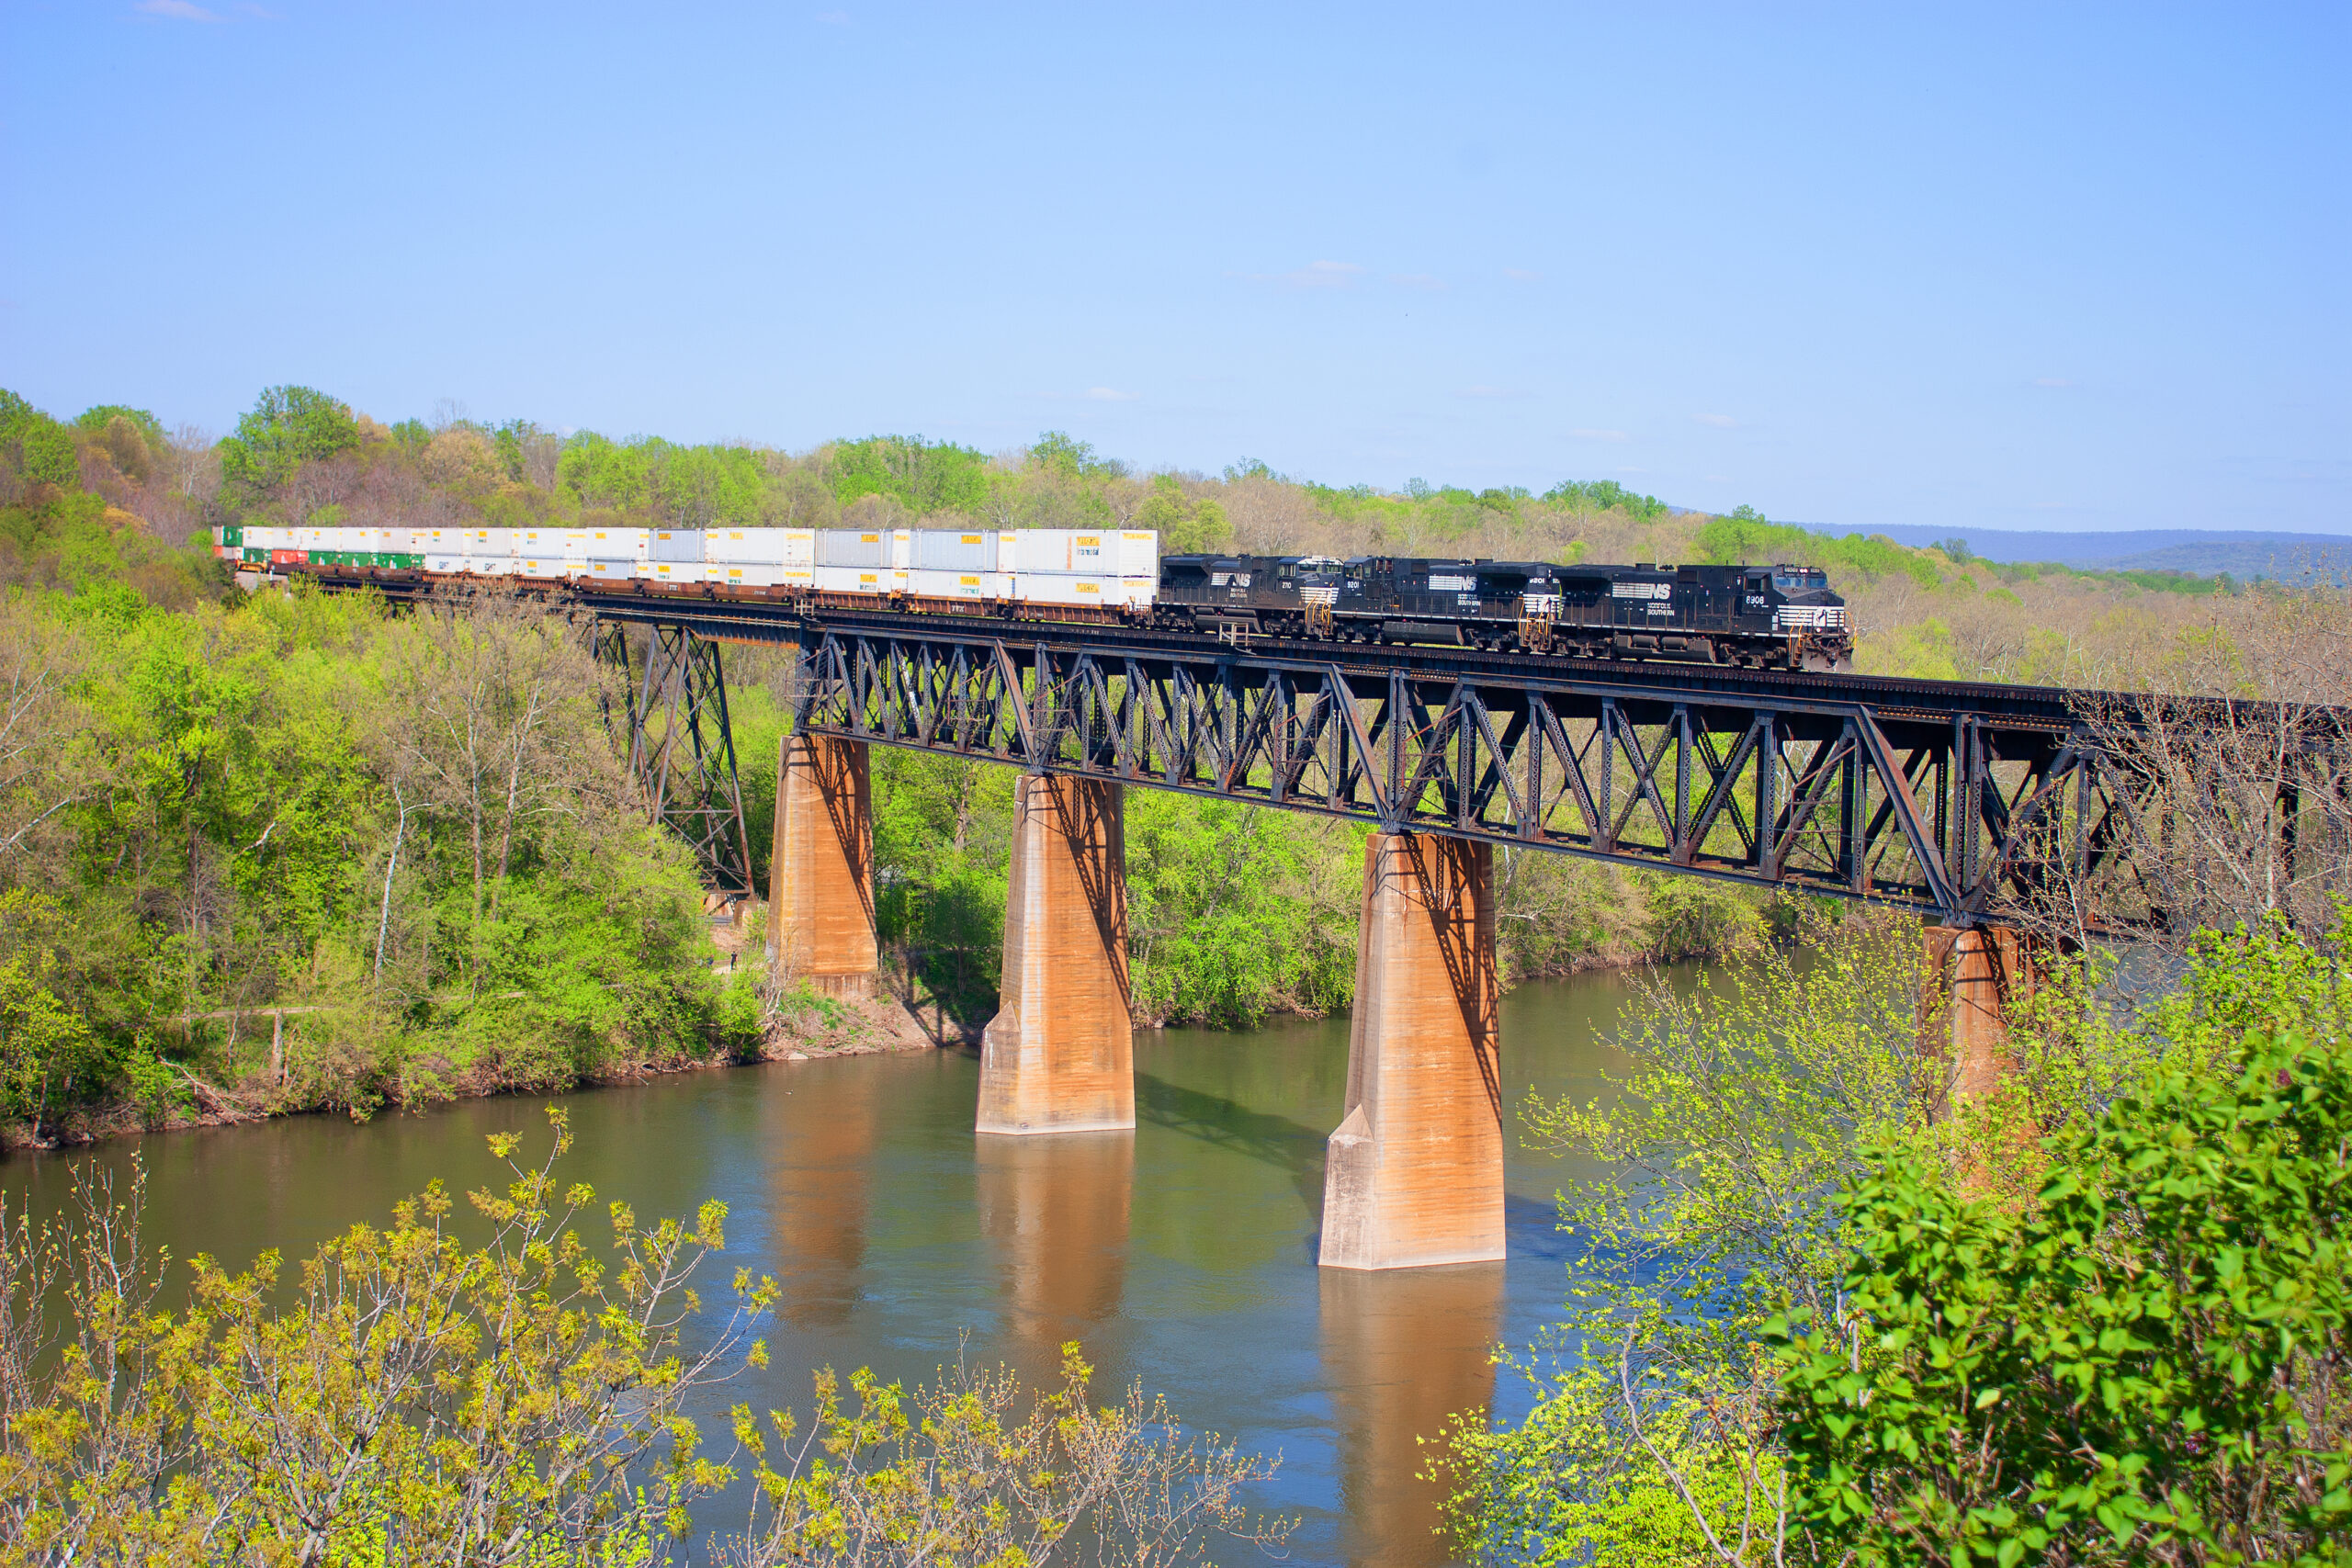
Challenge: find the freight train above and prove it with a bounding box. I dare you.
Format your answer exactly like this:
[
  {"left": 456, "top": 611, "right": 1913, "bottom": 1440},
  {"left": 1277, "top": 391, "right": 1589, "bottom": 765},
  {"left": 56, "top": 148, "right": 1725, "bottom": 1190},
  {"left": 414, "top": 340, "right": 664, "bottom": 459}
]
[{"left": 216, "top": 524, "right": 1854, "bottom": 671}]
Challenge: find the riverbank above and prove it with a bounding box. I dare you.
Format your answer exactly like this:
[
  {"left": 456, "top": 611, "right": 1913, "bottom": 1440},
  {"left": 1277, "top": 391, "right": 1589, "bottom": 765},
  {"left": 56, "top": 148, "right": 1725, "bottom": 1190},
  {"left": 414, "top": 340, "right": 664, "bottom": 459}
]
[{"left": 1, "top": 978, "right": 943, "bottom": 1151}]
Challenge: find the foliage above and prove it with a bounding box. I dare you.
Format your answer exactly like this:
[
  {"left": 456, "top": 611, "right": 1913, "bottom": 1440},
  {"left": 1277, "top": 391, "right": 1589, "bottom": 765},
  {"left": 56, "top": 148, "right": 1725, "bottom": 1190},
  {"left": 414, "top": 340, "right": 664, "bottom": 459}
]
[
  {"left": 1697, "top": 505, "right": 1939, "bottom": 587},
  {"left": 1777, "top": 916, "right": 2352, "bottom": 1566},
  {"left": 713, "top": 1343, "right": 1292, "bottom": 1566},
  {"left": 0, "top": 1112, "right": 1288, "bottom": 1566},
  {"left": 0, "top": 1109, "right": 769, "bottom": 1563},
  {"left": 831, "top": 434, "right": 992, "bottom": 514},
  {"left": 218, "top": 385, "right": 359, "bottom": 513},
  {"left": 1545, "top": 479, "right": 1668, "bottom": 523},
  {"left": 1443, "top": 905, "right": 1943, "bottom": 1566}
]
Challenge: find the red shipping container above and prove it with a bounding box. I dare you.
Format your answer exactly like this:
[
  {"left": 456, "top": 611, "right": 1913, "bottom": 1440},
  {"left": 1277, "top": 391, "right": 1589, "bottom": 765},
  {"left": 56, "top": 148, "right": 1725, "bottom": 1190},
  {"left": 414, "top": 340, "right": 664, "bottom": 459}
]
[{"left": 270, "top": 549, "right": 308, "bottom": 566}]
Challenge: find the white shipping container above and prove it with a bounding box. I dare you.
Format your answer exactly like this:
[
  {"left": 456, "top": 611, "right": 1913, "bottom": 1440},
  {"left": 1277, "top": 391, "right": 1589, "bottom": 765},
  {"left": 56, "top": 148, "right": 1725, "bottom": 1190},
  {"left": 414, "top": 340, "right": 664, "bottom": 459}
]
[
  {"left": 581, "top": 558, "right": 642, "bottom": 585},
  {"left": 706, "top": 528, "right": 814, "bottom": 565},
  {"left": 707, "top": 563, "right": 798, "bottom": 590},
  {"left": 584, "top": 527, "right": 648, "bottom": 559},
  {"left": 469, "top": 556, "right": 517, "bottom": 577},
  {"left": 910, "top": 530, "right": 1000, "bottom": 571},
  {"left": 514, "top": 558, "right": 574, "bottom": 579},
  {"left": 649, "top": 529, "right": 705, "bottom": 564},
  {"left": 645, "top": 559, "right": 699, "bottom": 585},
  {"left": 423, "top": 527, "right": 468, "bottom": 554},
  {"left": 1012, "top": 574, "right": 1152, "bottom": 609},
  {"left": 379, "top": 527, "right": 415, "bottom": 553},
  {"left": 1111, "top": 530, "right": 1159, "bottom": 578},
  {"left": 465, "top": 528, "right": 515, "bottom": 557},
  {"left": 816, "top": 530, "right": 889, "bottom": 569},
  {"left": 517, "top": 527, "right": 564, "bottom": 557},
  {"left": 424, "top": 554, "right": 468, "bottom": 574},
  {"left": 812, "top": 565, "right": 897, "bottom": 596},
  {"left": 908, "top": 568, "right": 1007, "bottom": 601}
]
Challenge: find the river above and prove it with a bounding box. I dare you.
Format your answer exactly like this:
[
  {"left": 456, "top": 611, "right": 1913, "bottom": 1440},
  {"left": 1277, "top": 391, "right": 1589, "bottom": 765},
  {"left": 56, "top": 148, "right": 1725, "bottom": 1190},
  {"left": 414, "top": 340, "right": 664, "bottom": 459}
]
[{"left": 0, "top": 966, "right": 1664, "bottom": 1566}]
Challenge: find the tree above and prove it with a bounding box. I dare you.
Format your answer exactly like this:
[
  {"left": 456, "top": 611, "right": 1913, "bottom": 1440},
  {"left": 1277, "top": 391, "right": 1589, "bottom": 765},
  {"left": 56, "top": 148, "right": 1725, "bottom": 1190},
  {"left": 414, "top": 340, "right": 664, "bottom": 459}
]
[
  {"left": 1778, "top": 916, "right": 2352, "bottom": 1566},
  {"left": 1442, "top": 904, "right": 1942, "bottom": 1566},
  {"left": 218, "top": 385, "right": 359, "bottom": 513}
]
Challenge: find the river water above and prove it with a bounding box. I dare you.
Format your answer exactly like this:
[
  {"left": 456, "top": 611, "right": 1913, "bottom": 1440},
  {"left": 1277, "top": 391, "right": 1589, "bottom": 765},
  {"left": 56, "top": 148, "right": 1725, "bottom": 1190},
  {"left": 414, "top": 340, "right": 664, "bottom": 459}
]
[{"left": 0, "top": 968, "right": 1663, "bottom": 1566}]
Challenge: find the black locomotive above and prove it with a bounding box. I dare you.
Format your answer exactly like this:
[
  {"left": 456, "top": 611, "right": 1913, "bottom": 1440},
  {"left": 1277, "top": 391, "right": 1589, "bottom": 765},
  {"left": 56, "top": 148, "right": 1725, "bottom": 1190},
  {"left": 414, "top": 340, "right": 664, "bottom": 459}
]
[{"left": 1153, "top": 555, "right": 1853, "bottom": 671}]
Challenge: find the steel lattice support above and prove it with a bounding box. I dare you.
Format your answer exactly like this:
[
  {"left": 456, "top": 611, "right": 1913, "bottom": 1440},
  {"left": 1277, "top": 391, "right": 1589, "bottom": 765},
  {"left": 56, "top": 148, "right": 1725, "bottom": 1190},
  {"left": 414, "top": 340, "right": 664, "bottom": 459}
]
[
  {"left": 593, "top": 622, "right": 756, "bottom": 895},
  {"left": 786, "top": 625, "right": 2162, "bottom": 928}
]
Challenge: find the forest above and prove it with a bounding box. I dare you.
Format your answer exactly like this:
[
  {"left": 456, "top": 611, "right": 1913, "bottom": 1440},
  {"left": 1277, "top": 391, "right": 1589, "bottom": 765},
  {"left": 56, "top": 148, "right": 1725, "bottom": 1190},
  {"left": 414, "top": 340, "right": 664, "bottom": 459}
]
[{"left": 0, "top": 382, "right": 2322, "bottom": 1144}]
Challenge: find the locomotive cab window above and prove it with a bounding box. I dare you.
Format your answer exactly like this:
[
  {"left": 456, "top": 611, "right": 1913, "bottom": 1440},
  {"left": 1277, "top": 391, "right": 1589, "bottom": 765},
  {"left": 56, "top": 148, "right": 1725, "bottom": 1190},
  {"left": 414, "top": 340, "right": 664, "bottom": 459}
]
[{"left": 1771, "top": 568, "right": 1827, "bottom": 591}]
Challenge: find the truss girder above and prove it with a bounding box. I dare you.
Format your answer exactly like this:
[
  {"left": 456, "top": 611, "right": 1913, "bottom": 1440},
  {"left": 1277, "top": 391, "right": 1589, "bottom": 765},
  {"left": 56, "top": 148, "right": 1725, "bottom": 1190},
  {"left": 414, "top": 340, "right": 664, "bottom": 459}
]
[{"left": 786, "top": 629, "right": 2165, "bottom": 925}]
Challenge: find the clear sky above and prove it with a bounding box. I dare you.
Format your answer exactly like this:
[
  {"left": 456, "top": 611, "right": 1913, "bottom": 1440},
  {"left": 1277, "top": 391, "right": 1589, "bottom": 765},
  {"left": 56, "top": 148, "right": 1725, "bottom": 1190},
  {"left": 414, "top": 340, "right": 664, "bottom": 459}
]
[{"left": 3, "top": 2, "right": 2345, "bottom": 534}]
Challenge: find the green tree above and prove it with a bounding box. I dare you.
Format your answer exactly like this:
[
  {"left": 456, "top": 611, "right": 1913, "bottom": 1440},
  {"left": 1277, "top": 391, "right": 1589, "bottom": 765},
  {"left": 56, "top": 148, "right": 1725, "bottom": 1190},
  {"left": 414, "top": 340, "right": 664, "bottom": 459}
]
[
  {"left": 1777, "top": 916, "right": 2352, "bottom": 1566},
  {"left": 831, "top": 434, "right": 993, "bottom": 514},
  {"left": 217, "top": 385, "right": 358, "bottom": 511}
]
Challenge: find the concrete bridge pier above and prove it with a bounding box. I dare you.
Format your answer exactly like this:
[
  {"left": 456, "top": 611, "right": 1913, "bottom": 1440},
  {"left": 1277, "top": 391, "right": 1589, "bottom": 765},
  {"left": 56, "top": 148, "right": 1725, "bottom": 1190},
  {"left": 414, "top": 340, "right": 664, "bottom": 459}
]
[
  {"left": 977, "top": 775, "right": 1136, "bottom": 1134},
  {"left": 1923, "top": 922, "right": 2037, "bottom": 1104},
  {"left": 1319, "top": 833, "right": 1505, "bottom": 1270},
  {"left": 769, "top": 733, "right": 878, "bottom": 999}
]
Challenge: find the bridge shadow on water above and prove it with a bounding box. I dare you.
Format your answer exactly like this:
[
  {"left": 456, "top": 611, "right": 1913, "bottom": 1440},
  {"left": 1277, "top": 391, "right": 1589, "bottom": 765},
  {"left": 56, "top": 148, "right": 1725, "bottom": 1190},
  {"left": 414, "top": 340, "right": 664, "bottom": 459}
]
[{"left": 1133, "top": 1068, "right": 1329, "bottom": 1218}]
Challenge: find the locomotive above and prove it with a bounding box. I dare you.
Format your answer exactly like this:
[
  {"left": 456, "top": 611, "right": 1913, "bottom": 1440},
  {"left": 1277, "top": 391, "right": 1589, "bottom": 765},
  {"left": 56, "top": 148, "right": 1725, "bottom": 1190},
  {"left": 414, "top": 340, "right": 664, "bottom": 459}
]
[{"left": 1154, "top": 555, "right": 1853, "bottom": 671}]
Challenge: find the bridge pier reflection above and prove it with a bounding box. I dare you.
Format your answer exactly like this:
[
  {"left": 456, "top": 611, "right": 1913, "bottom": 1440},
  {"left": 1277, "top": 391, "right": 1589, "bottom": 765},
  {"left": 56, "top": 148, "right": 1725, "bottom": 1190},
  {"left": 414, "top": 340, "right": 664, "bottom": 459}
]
[
  {"left": 978, "top": 775, "right": 1136, "bottom": 1134},
  {"left": 1321, "top": 832, "right": 1505, "bottom": 1269},
  {"left": 770, "top": 1060, "right": 882, "bottom": 1328},
  {"left": 975, "top": 1130, "right": 1134, "bottom": 1366},
  {"left": 1320, "top": 1260, "right": 1506, "bottom": 1567},
  {"left": 769, "top": 733, "right": 878, "bottom": 998}
]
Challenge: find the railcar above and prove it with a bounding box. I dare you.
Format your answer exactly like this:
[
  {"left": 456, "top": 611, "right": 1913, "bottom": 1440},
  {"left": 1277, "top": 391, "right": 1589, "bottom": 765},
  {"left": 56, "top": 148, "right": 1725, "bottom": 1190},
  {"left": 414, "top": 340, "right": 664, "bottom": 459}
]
[
  {"left": 1152, "top": 554, "right": 1852, "bottom": 671},
  {"left": 221, "top": 525, "right": 1854, "bottom": 672}
]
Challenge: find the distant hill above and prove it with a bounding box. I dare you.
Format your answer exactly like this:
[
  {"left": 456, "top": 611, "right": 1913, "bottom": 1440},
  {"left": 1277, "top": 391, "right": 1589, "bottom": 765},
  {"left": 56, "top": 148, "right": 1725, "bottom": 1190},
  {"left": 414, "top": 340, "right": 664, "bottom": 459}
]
[{"left": 1796, "top": 523, "right": 2352, "bottom": 582}]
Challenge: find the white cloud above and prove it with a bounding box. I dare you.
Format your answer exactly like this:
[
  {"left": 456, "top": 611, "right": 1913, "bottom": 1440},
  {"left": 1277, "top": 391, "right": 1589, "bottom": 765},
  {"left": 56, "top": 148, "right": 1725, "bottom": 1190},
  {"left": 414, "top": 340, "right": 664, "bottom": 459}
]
[
  {"left": 1083, "top": 387, "right": 1136, "bottom": 402},
  {"left": 1503, "top": 268, "right": 1542, "bottom": 282},
  {"left": 1694, "top": 412, "right": 1738, "bottom": 428},
  {"left": 2031, "top": 376, "right": 2075, "bottom": 389},
  {"left": 1457, "top": 385, "right": 1529, "bottom": 400},
  {"left": 1569, "top": 427, "right": 1630, "bottom": 443},
  {"left": 136, "top": 0, "right": 220, "bottom": 18},
  {"left": 1389, "top": 273, "right": 1447, "bottom": 291}
]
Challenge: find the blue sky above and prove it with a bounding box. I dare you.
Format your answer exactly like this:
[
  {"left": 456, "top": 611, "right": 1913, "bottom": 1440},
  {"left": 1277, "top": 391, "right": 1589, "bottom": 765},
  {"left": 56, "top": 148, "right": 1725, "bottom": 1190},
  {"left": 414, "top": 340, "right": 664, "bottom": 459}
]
[{"left": 3, "top": 2, "right": 2345, "bottom": 534}]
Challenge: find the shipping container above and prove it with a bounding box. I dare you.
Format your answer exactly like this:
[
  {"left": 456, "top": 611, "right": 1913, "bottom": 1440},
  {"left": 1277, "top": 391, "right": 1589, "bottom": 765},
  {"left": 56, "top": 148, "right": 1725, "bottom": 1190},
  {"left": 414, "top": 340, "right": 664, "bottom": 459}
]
[
  {"left": 382, "top": 553, "right": 424, "bottom": 570},
  {"left": 707, "top": 527, "right": 815, "bottom": 565},
  {"left": 516, "top": 528, "right": 564, "bottom": 557},
  {"left": 649, "top": 529, "right": 704, "bottom": 564},
  {"left": 816, "top": 530, "right": 888, "bottom": 569},
  {"left": 241, "top": 547, "right": 268, "bottom": 566},
  {"left": 464, "top": 528, "right": 515, "bottom": 557},
  {"left": 812, "top": 565, "right": 898, "bottom": 595},
  {"left": 645, "top": 559, "right": 700, "bottom": 585},
  {"left": 910, "top": 529, "right": 1001, "bottom": 571},
  {"left": 379, "top": 527, "right": 415, "bottom": 553},
  {"left": 514, "top": 558, "right": 571, "bottom": 579},
  {"left": 908, "top": 568, "right": 1009, "bottom": 601},
  {"left": 424, "top": 554, "right": 467, "bottom": 574},
  {"left": 422, "top": 528, "right": 467, "bottom": 555},
  {"left": 581, "top": 558, "right": 641, "bottom": 585},
  {"left": 558, "top": 529, "right": 593, "bottom": 558},
  {"left": 584, "top": 527, "right": 648, "bottom": 559},
  {"left": 1012, "top": 574, "right": 1153, "bottom": 609},
  {"left": 704, "top": 563, "right": 798, "bottom": 590},
  {"left": 469, "top": 556, "right": 517, "bottom": 576}
]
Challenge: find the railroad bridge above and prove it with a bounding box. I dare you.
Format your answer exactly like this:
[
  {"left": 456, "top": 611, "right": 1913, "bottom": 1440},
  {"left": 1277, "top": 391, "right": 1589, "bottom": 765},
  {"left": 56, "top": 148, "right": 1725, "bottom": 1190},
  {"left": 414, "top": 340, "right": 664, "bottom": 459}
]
[{"left": 349, "top": 579, "right": 2226, "bottom": 1269}]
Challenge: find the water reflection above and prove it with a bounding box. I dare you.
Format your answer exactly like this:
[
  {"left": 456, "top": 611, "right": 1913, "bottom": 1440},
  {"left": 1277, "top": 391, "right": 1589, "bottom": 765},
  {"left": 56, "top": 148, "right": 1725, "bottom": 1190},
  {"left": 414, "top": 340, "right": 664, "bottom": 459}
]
[
  {"left": 1320, "top": 1262, "right": 1507, "bottom": 1568},
  {"left": 770, "top": 1058, "right": 881, "bottom": 1327},
  {"left": 975, "top": 1132, "right": 1134, "bottom": 1367}
]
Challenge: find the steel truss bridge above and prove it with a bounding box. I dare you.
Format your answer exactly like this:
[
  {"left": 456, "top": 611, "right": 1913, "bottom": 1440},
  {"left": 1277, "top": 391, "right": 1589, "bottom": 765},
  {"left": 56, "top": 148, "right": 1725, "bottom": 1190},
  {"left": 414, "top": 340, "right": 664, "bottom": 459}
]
[{"left": 553, "top": 591, "right": 2173, "bottom": 931}]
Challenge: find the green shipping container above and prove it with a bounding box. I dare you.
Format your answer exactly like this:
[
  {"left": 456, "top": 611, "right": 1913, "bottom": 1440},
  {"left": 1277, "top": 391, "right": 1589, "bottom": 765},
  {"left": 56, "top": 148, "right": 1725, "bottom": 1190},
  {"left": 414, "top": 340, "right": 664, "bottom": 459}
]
[{"left": 220, "top": 524, "right": 243, "bottom": 547}]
